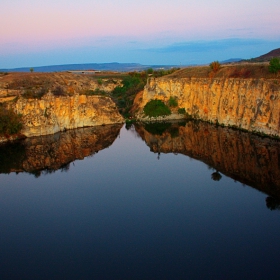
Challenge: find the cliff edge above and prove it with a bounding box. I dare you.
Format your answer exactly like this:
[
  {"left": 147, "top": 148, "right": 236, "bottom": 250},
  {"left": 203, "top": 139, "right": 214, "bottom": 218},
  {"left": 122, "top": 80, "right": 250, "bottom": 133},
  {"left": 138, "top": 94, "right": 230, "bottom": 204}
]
[
  {"left": 135, "top": 76, "right": 280, "bottom": 137},
  {"left": 9, "top": 92, "right": 123, "bottom": 137}
]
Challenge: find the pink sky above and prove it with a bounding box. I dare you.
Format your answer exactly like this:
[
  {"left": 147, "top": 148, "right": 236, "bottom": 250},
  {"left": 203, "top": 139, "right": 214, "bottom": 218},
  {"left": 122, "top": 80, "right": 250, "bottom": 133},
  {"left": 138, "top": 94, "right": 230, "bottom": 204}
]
[{"left": 1, "top": 0, "right": 280, "bottom": 68}]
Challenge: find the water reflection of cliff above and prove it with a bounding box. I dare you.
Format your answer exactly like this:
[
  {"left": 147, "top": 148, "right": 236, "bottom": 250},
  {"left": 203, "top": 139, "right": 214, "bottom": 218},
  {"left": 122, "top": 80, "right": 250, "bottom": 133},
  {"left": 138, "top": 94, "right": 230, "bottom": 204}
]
[
  {"left": 135, "top": 121, "right": 280, "bottom": 200},
  {"left": 0, "top": 124, "right": 122, "bottom": 176}
]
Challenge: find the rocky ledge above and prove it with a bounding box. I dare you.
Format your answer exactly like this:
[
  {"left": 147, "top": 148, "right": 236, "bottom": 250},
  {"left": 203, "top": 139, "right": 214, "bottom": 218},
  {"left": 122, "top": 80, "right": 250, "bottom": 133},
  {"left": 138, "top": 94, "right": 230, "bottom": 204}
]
[
  {"left": 135, "top": 77, "right": 280, "bottom": 137},
  {"left": 9, "top": 92, "right": 124, "bottom": 137}
]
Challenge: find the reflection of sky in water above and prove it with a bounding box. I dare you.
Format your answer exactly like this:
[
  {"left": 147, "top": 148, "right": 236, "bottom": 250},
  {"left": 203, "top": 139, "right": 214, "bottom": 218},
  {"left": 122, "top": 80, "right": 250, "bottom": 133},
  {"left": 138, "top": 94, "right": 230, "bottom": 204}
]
[{"left": 0, "top": 125, "right": 280, "bottom": 279}]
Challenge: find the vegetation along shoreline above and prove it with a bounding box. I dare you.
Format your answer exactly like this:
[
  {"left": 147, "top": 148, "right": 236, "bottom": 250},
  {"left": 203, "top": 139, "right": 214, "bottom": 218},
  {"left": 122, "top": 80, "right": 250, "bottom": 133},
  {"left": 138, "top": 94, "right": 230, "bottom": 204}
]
[{"left": 0, "top": 56, "right": 280, "bottom": 142}]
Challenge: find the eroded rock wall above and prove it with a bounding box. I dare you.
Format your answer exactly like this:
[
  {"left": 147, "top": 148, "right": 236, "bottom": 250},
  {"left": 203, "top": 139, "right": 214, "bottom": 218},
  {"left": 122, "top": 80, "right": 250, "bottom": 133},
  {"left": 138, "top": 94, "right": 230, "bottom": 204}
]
[
  {"left": 10, "top": 93, "right": 123, "bottom": 137},
  {"left": 136, "top": 77, "right": 280, "bottom": 136}
]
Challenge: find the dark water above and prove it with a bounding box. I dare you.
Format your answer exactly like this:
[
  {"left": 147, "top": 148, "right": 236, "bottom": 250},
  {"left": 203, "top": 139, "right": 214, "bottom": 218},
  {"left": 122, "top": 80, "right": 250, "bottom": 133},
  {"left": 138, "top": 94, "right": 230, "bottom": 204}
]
[{"left": 1, "top": 122, "right": 280, "bottom": 280}]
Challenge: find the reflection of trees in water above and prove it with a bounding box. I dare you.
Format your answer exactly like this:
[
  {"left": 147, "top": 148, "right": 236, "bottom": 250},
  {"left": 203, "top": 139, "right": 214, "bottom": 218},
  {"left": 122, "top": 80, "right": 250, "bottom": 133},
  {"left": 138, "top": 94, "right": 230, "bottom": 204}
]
[
  {"left": 266, "top": 197, "right": 280, "bottom": 211},
  {"left": 60, "top": 162, "right": 71, "bottom": 172},
  {"left": 29, "top": 163, "right": 71, "bottom": 178},
  {"left": 125, "top": 122, "right": 133, "bottom": 130},
  {"left": 142, "top": 121, "right": 187, "bottom": 137},
  {"left": 211, "top": 171, "right": 222, "bottom": 181},
  {"left": 144, "top": 122, "right": 172, "bottom": 135},
  {"left": 0, "top": 142, "right": 26, "bottom": 173},
  {"left": 126, "top": 124, "right": 142, "bottom": 139}
]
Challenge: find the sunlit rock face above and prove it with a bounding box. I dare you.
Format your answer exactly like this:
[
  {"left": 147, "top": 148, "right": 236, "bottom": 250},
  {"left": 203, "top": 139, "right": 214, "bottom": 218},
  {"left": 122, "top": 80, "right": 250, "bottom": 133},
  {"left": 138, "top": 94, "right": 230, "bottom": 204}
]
[
  {"left": 135, "top": 77, "right": 280, "bottom": 137},
  {"left": 135, "top": 121, "right": 280, "bottom": 199},
  {"left": 0, "top": 124, "right": 122, "bottom": 175},
  {"left": 11, "top": 93, "right": 123, "bottom": 137}
]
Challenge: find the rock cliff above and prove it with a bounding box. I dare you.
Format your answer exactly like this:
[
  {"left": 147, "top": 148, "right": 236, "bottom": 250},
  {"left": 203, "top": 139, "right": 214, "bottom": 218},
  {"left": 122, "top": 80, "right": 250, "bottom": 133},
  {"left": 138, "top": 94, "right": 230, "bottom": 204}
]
[
  {"left": 135, "top": 77, "right": 280, "bottom": 137},
  {"left": 10, "top": 93, "right": 123, "bottom": 137},
  {"left": 135, "top": 121, "right": 280, "bottom": 199}
]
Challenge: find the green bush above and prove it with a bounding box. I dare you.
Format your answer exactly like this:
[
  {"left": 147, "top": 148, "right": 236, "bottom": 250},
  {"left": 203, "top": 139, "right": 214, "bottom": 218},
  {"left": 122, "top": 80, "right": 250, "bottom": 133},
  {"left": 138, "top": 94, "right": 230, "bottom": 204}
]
[
  {"left": 168, "top": 96, "right": 178, "bottom": 107},
  {"left": 111, "top": 73, "right": 147, "bottom": 116},
  {"left": 110, "top": 69, "right": 180, "bottom": 117},
  {"left": 269, "top": 58, "right": 280, "bottom": 74},
  {"left": 143, "top": 99, "right": 171, "bottom": 117},
  {"left": 0, "top": 106, "right": 23, "bottom": 135},
  {"left": 178, "top": 107, "right": 186, "bottom": 114}
]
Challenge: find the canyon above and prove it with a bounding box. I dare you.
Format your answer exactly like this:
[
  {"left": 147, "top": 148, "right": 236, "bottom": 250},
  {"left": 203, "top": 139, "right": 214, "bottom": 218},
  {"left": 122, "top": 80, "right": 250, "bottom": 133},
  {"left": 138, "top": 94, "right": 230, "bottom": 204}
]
[
  {"left": 1, "top": 65, "right": 280, "bottom": 139},
  {"left": 135, "top": 74, "right": 280, "bottom": 137}
]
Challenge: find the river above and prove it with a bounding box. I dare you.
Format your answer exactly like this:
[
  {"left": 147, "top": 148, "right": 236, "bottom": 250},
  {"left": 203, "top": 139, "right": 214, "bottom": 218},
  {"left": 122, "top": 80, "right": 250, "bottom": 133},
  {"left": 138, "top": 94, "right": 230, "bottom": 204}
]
[{"left": 0, "top": 121, "right": 280, "bottom": 279}]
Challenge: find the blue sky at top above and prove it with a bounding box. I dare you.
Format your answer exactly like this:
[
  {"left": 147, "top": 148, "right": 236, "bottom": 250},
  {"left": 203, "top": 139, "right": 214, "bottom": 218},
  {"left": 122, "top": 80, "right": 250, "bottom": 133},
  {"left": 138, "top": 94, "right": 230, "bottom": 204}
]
[{"left": 0, "top": 0, "right": 279, "bottom": 68}]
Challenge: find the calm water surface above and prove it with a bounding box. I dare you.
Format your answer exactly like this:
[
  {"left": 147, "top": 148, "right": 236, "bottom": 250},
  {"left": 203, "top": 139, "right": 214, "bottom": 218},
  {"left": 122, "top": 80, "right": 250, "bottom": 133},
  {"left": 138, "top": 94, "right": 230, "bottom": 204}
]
[{"left": 0, "top": 122, "right": 280, "bottom": 279}]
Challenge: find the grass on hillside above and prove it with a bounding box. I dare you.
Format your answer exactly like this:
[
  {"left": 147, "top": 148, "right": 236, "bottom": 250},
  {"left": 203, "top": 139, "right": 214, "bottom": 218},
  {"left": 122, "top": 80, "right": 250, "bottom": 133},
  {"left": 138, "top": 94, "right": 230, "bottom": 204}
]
[{"left": 166, "top": 63, "right": 280, "bottom": 79}]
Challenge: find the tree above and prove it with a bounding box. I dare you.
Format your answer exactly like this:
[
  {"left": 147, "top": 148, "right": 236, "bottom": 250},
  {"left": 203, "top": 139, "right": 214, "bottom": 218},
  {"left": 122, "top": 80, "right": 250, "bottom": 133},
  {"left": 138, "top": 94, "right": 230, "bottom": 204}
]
[
  {"left": 0, "top": 106, "right": 23, "bottom": 135},
  {"left": 269, "top": 57, "right": 280, "bottom": 74},
  {"left": 30, "top": 67, "right": 34, "bottom": 73},
  {"left": 209, "top": 61, "right": 221, "bottom": 73}
]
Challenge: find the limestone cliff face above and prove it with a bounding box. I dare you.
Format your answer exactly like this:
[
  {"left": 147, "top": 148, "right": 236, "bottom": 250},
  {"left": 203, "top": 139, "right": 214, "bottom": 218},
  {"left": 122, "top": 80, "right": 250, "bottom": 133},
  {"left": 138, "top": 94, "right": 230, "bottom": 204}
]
[
  {"left": 135, "top": 121, "right": 280, "bottom": 199},
  {"left": 136, "top": 77, "right": 280, "bottom": 137},
  {"left": 0, "top": 124, "right": 122, "bottom": 174},
  {"left": 11, "top": 93, "right": 123, "bottom": 137}
]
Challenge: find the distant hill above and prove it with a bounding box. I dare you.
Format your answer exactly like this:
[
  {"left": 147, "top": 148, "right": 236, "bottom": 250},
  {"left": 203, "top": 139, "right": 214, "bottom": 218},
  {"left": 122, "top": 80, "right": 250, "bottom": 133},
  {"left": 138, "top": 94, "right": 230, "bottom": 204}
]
[
  {"left": 0, "top": 62, "right": 179, "bottom": 73},
  {"left": 221, "top": 58, "right": 243, "bottom": 64},
  {"left": 255, "top": 48, "right": 280, "bottom": 61},
  {"left": 247, "top": 48, "right": 280, "bottom": 62}
]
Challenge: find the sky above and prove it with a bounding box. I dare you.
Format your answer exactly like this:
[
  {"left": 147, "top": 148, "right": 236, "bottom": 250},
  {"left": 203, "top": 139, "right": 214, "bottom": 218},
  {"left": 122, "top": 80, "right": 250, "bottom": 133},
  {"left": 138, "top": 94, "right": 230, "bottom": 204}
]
[{"left": 1, "top": 0, "right": 280, "bottom": 68}]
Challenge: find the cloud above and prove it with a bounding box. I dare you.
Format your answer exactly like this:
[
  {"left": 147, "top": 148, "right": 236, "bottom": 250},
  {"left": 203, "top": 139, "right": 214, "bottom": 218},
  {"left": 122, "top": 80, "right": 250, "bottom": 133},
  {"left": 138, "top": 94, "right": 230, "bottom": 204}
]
[{"left": 142, "top": 38, "right": 278, "bottom": 54}]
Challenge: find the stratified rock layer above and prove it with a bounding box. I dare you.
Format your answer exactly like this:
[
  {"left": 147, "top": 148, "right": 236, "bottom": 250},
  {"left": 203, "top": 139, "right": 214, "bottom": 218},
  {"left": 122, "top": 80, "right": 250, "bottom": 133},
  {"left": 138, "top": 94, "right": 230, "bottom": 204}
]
[
  {"left": 11, "top": 93, "right": 123, "bottom": 137},
  {"left": 136, "top": 77, "right": 280, "bottom": 137}
]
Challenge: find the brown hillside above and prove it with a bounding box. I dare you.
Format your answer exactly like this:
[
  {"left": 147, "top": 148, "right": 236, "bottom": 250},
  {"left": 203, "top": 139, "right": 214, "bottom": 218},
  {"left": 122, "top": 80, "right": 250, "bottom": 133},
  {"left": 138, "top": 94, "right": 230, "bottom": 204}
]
[
  {"left": 256, "top": 48, "right": 280, "bottom": 60},
  {"left": 166, "top": 63, "right": 280, "bottom": 79},
  {"left": 0, "top": 71, "right": 125, "bottom": 103}
]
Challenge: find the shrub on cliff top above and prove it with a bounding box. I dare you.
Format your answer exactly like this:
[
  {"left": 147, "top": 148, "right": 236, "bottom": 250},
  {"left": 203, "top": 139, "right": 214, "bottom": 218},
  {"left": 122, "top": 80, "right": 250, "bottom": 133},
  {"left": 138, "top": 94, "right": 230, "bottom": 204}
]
[
  {"left": 269, "top": 57, "right": 280, "bottom": 74},
  {"left": 143, "top": 99, "right": 171, "bottom": 117},
  {"left": 0, "top": 106, "right": 23, "bottom": 135},
  {"left": 53, "top": 86, "right": 67, "bottom": 96},
  {"left": 209, "top": 61, "right": 221, "bottom": 73}
]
